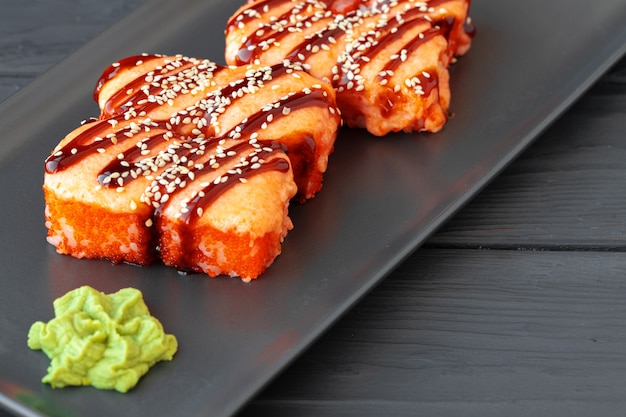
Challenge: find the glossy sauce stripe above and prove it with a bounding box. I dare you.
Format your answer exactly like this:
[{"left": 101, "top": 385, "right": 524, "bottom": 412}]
[{"left": 45, "top": 55, "right": 337, "bottom": 218}]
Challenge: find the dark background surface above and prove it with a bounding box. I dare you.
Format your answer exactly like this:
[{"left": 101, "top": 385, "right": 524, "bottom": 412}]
[{"left": 1, "top": 1, "right": 626, "bottom": 416}]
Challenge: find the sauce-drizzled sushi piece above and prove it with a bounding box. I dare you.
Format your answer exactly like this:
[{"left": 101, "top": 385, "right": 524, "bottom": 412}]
[
  {"left": 225, "top": 0, "right": 474, "bottom": 135},
  {"left": 44, "top": 54, "right": 340, "bottom": 280}
]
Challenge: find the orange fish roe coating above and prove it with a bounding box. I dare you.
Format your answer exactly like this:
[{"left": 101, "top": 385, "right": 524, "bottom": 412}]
[
  {"left": 44, "top": 195, "right": 156, "bottom": 265},
  {"left": 158, "top": 171, "right": 295, "bottom": 280}
]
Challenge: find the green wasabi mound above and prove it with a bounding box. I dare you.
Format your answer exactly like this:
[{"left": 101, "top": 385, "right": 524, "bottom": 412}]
[{"left": 28, "top": 285, "right": 178, "bottom": 393}]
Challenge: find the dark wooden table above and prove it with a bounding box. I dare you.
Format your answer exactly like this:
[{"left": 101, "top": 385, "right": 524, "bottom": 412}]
[{"left": 2, "top": 1, "right": 626, "bottom": 416}]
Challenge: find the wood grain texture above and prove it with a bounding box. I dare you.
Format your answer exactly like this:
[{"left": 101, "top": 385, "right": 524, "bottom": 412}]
[
  {"left": 238, "top": 249, "right": 626, "bottom": 417},
  {"left": 0, "top": 0, "right": 146, "bottom": 101}
]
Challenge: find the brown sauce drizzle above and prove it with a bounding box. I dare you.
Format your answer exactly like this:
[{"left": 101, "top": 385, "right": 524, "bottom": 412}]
[
  {"left": 376, "top": 26, "right": 441, "bottom": 89},
  {"left": 325, "top": 0, "right": 362, "bottom": 14},
  {"left": 285, "top": 25, "right": 345, "bottom": 65},
  {"left": 230, "top": 0, "right": 474, "bottom": 67},
  {"left": 100, "top": 61, "right": 198, "bottom": 119},
  {"left": 45, "top": 56, "right": 335, "bottom": 219},
  {"left": 234, "top": 2, "right": 327, "bottom": 66},
  {"left": 96, "top": 129, "right": 172, "bottom": 186},
  {"left": 172, "top": 142, "right": 291, "bottom": 225},
  {"left": 230, "top": 0, "right": 468, "bottom": 119},
  {"left": 227, "top": 0, "right": 294, "bottom": 28},
  {"left": 94, "top": 54, "right": 162, "bottom": 102},
  {"left": 463, "top": 17, "right": 476, "bottom": 39},
  {"left": 45, "top": 115, "right": 126, "bottom": 174}
]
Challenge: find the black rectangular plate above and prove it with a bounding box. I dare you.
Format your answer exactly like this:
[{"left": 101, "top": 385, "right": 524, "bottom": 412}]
[{"left": 1, "top": 1, "right": 625, "bottom": 416}]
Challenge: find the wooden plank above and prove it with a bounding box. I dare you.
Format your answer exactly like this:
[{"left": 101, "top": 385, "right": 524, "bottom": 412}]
[
  {"left": 428, "top": 80, "right": 626, "bottom": 250},
  {"left": 238, "top": 249, "right": 626, "bottom": 416},
  {"left": 0, "top": 78, "right": 28, "bottom": 103},
  {"left": 602, "top": 56, "right": 626, "bottom": 84},
  {"left": 0, "top": 0, "right": 147, "bottom": 102}
]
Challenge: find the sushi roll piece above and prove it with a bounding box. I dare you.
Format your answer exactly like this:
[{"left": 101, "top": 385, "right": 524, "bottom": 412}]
[
  {"left": 43, "top": 54, "right": 341, "bottom": 279},
  {"left": 225, "top": 0, "right": 474, "bottom": 135}
]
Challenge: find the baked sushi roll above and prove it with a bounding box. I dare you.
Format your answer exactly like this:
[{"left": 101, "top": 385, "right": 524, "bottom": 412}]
[
  {"left": 44, "top": 54, "right": 340, "bottom": 279},
  {"left": 224, "top": 0, "right": 473, "bottom": 135}
]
